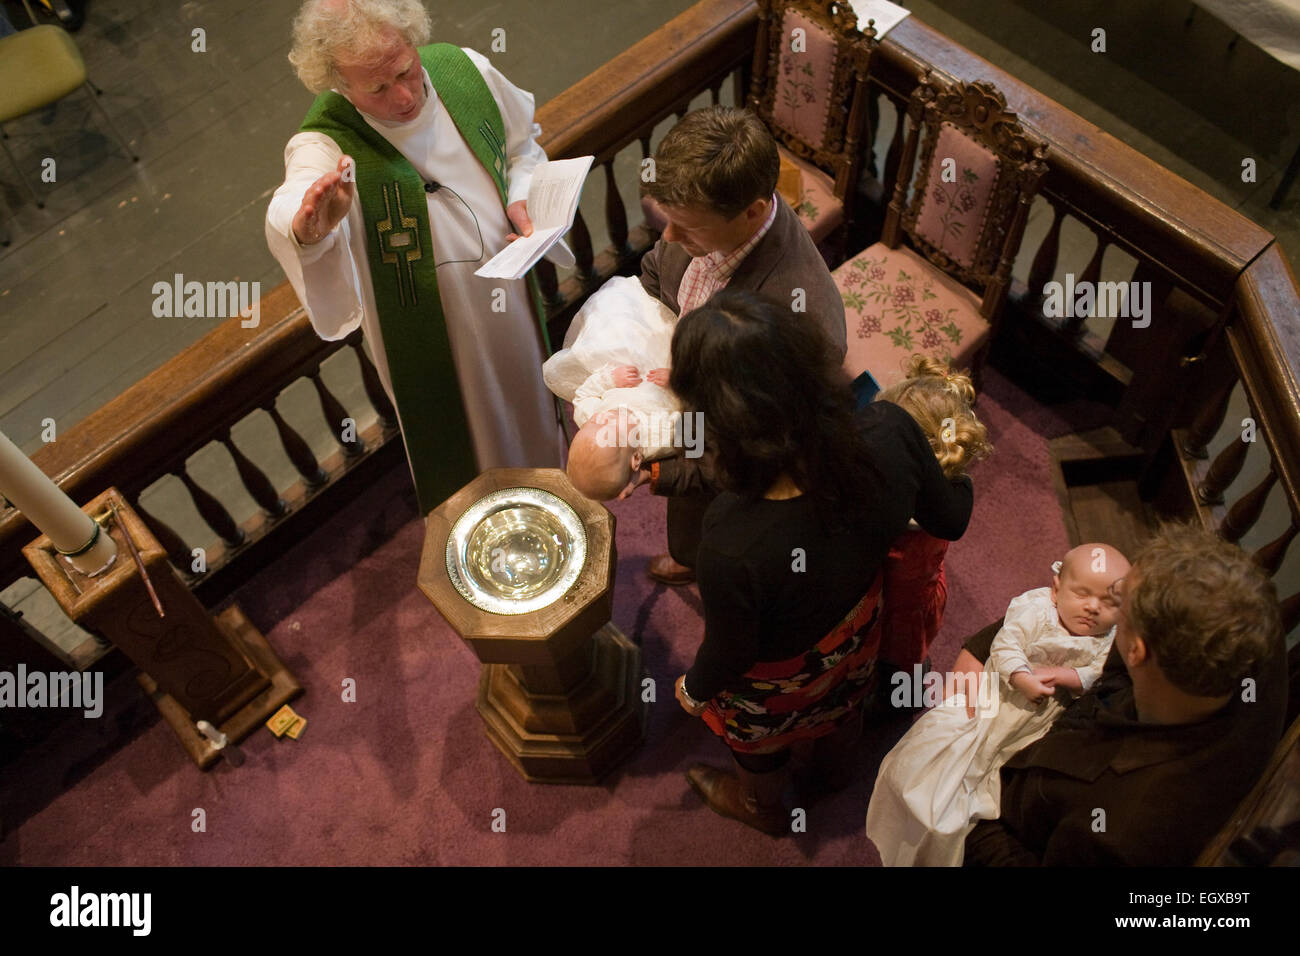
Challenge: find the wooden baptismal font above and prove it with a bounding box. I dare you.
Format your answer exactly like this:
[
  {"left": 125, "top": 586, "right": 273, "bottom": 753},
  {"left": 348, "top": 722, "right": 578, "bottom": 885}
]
[{"left": 418, "top": 468, "right": 646, "bottom": 783}]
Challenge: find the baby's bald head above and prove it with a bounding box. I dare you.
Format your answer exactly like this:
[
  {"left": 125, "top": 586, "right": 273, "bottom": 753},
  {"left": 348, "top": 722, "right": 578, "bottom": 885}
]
[{"left": 1052, "top": 543, "right": 1130, "bottom": 636}]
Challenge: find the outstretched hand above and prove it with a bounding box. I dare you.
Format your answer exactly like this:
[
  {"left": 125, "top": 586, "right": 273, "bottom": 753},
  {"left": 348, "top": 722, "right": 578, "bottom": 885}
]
[{"left": 292, "top": 155, "right": 356, "bottom": 245}]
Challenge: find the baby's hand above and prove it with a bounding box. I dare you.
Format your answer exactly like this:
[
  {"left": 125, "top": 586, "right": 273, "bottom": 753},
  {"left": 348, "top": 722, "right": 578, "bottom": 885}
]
[
  {"left": 1010, "top": 671, "right": 1054, "bottom": 703},
  {"left": 612, "top": 365, "right": 642, "bottom": 388},
  {"left": 647, "top": 367, "right": 670, "bottom": 386},
  {"left": 1035, "top": 665, "right": 1082, "bottom": 692}
]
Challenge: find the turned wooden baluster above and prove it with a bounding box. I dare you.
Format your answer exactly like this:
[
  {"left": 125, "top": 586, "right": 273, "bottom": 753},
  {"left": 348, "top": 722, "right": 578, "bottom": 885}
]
[
  {"left": 881, "top": 102, "right": 907, "bottom": 214},
  {"left": 570, "top": 209, "right": 595, "bottom": 289},
  {"left": 882, "top": 91, "right": 923, "bottom": 248},
  {"left": 265, "top": 403, "right": 327, "bottom": 488},
  {"left": 1026, "top": 200, "right": 1064, "bottom": 298},
  {"left": 349, "top": 339, "right": 398, "bottom": 431},
  {"left": 1279, "top": 591, "right": 1300, "bottom": 636},
  {"left": 220, "top": 429, "right": 286, "bottom": 519},
  {"left": 1181, "top": 373, "right": 1237, "bottom": 459},
  {"left": 1197, "top": 430, "right": 1251, "bottom": 504},
  {"left": 310, "top": 368, "right": 365, "bottom": 458},
  {"left": 865, "top": 90, "right": 881, "bottom": 180},
  {"left": 1254, "top": 519, "right": 1298, "bottom": 577},
  {"left": 180, "top": 467, "right": 244, "bottom": 547},
  {"left": 1219, "top": 466, "right": 1277, "bottom": 544},
  {"left": 604, "top": 159, "right": 630, "bottom": 263},
  {"left": 131, "top": 495, "right": 192, "bottom": 569},
  {"left": 1064, "top": 233, "right": 1107, "bottom": 336}
]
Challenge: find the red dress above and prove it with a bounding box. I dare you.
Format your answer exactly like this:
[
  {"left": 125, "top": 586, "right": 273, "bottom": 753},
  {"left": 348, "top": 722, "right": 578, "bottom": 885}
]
[{"left": 879, "top": 528, "right": 949, "bottom": 669}]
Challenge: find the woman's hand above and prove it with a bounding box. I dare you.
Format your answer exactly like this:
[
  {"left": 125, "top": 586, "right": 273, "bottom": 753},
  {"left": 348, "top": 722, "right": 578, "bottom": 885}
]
[
  {"left": 646, "top": 367, "right": 671, "bottom": 386},
  {"left": 617, "top": 464, "right": 652, "bottom": 500},
  {"left": 675, "top": 675, "right": 707, "bottom": 716}
]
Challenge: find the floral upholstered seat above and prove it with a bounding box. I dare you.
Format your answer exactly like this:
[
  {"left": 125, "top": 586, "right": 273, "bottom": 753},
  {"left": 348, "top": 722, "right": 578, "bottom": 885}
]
[
  {"left": 839, "top": 242, "right": 984, "bottom": 388},
  {"left": 835, "top": 73, "right": 1048, "bottom": 389}
]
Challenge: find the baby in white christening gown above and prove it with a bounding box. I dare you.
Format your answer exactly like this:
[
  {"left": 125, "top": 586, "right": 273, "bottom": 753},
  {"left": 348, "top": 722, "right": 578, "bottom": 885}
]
[
  {"left": 543, "top": 276, "right": 682, "bottom": 500},
  {"left": 866, "top": 542, "right": 1130, "bottom": 866}
]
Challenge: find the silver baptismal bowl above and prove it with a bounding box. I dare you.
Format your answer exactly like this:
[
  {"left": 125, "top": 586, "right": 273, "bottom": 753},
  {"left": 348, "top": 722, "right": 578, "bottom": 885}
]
[{"left": 445, "top": 487, "right": 587, "bottom": 615}]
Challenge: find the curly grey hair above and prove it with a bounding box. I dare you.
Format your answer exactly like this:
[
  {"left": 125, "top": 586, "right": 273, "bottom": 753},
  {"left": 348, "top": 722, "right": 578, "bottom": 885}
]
[{"left": 289, "top": 0, "right": 433, "bottom": 94}]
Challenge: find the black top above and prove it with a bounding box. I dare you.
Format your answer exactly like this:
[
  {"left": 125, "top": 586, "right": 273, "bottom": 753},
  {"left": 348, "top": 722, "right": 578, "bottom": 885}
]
[{"left": 685, "top": 401, "right": 974, "bottom": 699}]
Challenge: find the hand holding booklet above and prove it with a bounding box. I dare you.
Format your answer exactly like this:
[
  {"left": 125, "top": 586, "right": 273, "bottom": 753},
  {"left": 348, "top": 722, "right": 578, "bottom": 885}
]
[{"left": 475, "top": 155, "right": 594, "bottom": 280}]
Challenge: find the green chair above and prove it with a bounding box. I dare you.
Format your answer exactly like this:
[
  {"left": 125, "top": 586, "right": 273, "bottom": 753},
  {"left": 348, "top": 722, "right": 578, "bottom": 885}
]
[{"left": 0, "top": 23, "right": 138, "bottom": 211}]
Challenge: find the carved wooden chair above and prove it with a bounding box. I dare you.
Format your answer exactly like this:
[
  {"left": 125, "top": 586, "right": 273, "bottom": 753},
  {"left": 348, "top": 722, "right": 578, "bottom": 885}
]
[
  {"left": 834, "top": 73, "right": 1049, "bottom": 390},
  {"left": 643, "top": 1, "right": 875, "bottom": 260},
  {"left": 746, "top": 0, "right": 875, "bottom": 255}
]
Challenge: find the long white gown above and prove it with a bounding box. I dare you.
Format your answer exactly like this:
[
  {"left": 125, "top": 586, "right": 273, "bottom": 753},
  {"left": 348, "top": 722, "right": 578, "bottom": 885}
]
[
  {"left": 542, "top": 276, "right": 681, "bottom": 460},
  {"left": 265, "top": 48, "right": 565, "bottom": 475},
  {"left": 865, "top": 587, "right": 1114, "bottom": 866}
]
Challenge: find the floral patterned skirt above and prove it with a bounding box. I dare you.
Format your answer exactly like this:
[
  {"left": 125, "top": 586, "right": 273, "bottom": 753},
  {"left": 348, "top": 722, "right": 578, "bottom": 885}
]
[{"left": 702, "top": 574, "right": 883, "bottom": 754}]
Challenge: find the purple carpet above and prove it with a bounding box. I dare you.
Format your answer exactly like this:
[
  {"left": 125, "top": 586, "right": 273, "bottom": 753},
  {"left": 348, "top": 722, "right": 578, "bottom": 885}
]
[{"left": 1, "top": 367, "right": 1110, "bottom": 865}]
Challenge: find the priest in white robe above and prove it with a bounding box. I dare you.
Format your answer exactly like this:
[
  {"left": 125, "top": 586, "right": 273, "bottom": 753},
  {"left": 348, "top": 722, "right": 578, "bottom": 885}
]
[{"left": 266, "top": 0, "right": 565, "bottom": 513}]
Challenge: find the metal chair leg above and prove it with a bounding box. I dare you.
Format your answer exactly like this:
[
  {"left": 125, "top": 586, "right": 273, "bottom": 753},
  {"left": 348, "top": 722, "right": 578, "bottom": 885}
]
[
  {"left": 0, "top": 125, "right": 44, "bottom": 209},
  {"left": 82, "top": 81, "right": 138, "bottom": 162}
]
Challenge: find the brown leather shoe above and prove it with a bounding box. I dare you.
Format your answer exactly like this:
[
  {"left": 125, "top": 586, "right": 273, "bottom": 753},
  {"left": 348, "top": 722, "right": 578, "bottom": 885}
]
[
  {"left": 648, "top": 553, "right": 695, "bottom": 585},
  {"left": 686, "top": 761, "right": 789, "bottom": 837}
]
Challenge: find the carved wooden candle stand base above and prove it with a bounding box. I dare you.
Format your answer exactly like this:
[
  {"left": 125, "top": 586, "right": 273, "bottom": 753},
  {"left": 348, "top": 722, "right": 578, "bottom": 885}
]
[
  {"left": 23, "top": 488, "right": 301, "bottom": 769},
  {"left": 420, "top": 468, "right": 646, "bottom": 784}
]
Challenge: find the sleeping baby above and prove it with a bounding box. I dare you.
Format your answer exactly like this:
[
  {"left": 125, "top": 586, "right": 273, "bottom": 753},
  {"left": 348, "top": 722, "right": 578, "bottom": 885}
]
[{"left": 542, "top": 276, "right": 683, "bottom": 500}]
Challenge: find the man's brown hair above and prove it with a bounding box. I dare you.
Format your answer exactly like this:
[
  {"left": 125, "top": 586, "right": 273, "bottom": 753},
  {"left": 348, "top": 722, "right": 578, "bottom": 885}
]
[
  {"left": 1126, "top": 522, "right": 1280, "bottom": 697},
  {"left": 645, "top": 107, "right": 779, "bottom": 220}
]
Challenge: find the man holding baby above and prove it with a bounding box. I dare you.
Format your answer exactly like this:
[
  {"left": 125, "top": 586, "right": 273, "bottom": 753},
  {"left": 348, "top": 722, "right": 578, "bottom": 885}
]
[{"left": 632, "top": 106, "right": 847, "bottom": 585}]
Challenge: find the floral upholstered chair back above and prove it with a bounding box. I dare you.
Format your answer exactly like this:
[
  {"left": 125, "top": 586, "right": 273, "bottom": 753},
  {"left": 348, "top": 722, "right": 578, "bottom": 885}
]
[
  {"left": 886, "top": 74, "right": 1048, "bottom": 321},
  {"left": 748, "top": 0, "right": 875, "bottom": 241}
]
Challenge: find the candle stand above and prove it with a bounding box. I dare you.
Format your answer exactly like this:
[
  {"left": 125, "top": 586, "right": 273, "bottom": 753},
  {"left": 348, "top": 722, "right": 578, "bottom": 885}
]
[{"left": 23, "top": 488, "right": 301, "bottom": 769}]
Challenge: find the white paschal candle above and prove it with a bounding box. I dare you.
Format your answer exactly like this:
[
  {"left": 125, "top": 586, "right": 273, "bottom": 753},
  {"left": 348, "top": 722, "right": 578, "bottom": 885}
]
[{"left": 0, "top": 428, "right": 117, "bottom": 575}]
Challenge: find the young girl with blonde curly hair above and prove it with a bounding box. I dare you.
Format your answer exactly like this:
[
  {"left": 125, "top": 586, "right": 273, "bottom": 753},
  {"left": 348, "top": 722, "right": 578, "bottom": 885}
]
[{"left": 875, "top": 356, "right": 992, "bottom": 682}]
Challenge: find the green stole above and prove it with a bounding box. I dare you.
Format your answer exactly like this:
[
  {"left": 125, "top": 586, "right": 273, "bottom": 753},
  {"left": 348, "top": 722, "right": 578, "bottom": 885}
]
[{"left": 299, "top": 43, "right": 551, "bottom": 515}]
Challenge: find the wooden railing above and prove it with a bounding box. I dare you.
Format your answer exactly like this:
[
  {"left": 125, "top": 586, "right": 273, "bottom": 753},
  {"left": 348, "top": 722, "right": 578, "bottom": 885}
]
[
  {"left": 863, "top": 16, "right": 1300, "bottom": 656},
  {"left": 3, "top": 0, "right": 1298, "bottom": 693}
]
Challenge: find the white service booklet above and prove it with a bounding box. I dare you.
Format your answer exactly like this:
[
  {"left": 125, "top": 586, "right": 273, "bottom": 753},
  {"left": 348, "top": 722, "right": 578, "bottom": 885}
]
[
  {"left": 475, "top": 155, "right": 594, "bottom": 279},
  {"left": 849, "top": 0, "right": 911, "bottom": 39}
]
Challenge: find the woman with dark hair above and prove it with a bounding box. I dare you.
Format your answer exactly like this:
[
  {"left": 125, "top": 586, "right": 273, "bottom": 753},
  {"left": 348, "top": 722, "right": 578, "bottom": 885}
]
[{"left": 667, "top": 288, "right": 973, "bottom": 836}]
